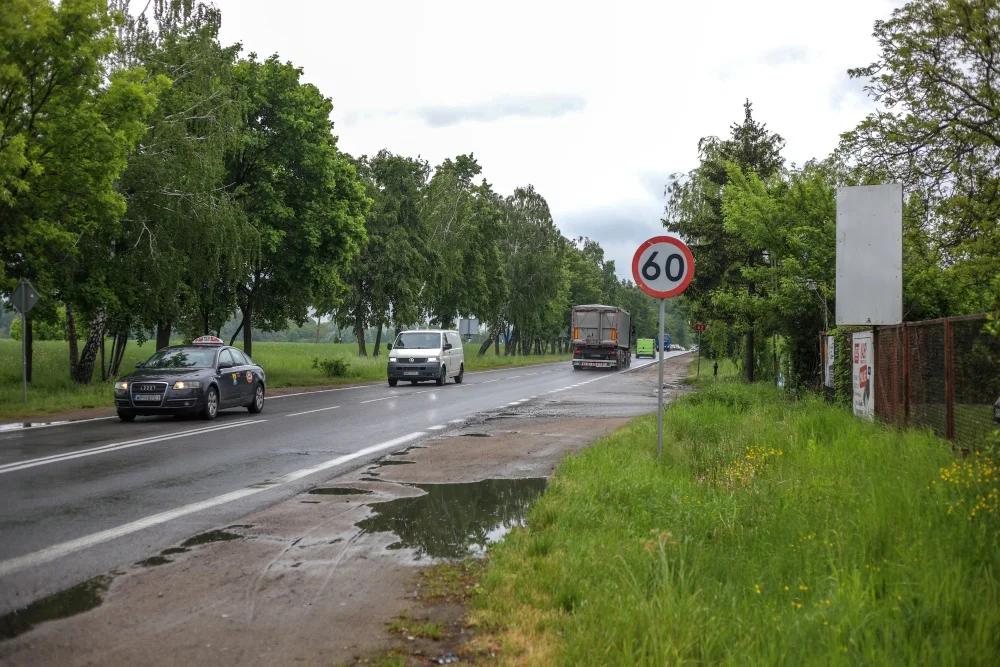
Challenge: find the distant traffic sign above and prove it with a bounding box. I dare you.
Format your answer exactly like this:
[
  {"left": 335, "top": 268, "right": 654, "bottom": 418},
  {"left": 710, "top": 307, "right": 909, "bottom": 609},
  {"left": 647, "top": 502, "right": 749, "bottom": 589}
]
[
  {"left": 10, "top": 279, "right": 40, "bottom": 315},
  {"left": 631, "top": 236, "right": 695, "bottom": 299},
  {"left": 695, "top": 323, "right": 706, "bottom": 332}
]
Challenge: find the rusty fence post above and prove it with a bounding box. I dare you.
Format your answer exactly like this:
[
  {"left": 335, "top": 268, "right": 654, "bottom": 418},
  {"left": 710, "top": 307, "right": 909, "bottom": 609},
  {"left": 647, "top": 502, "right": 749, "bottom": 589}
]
[
  {"left": 891, "top": 326, "right": 899, "bottom": 424},
  {"left": 902, "top": 323, "right": 910, "bottom": 425},
  {"left": 943, "top": 317, "right": 955, "bottom": 441}
]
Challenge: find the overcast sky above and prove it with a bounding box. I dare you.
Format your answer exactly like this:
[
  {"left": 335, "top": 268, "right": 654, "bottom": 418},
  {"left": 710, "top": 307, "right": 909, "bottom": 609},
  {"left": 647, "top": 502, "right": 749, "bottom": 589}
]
[{"left": 212, "top": 0, "right": 896, "bottom": 280}]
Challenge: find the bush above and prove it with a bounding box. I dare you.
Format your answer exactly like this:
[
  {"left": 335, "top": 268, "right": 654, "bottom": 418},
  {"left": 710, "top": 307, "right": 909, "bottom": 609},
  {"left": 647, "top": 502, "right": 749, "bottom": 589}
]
[{"left": 311, "top": 356, "right": 349, "bottom": 378}]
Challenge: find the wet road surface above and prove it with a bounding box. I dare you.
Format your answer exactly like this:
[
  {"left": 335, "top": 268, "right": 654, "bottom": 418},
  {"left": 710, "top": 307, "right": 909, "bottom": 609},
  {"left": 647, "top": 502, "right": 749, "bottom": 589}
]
[{"left": 0, "top": 354, "right": 686, "bottom": 612}]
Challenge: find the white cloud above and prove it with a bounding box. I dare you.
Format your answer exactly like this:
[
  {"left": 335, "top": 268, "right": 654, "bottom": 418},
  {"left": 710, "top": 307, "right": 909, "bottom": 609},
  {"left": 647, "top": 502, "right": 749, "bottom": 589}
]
[{"left": 213, "top": 0, "right": 893, "bottom": 278}]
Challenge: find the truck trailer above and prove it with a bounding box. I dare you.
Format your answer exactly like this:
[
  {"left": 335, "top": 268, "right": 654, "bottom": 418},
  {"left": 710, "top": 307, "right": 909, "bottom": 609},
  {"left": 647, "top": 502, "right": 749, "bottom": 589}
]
[{"left": 571, "top": 304, "right": 632, "bottom": 370}]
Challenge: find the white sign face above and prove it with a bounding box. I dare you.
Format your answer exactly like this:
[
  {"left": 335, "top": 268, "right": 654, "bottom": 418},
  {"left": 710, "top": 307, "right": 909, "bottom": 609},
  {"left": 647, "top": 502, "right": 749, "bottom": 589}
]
[
  {"left": 852, "top": 331, "right": 874, "bottom": 421},
  {"left": 836, "top": 184, "right": 903, "bottom": 325},
  {"left": 824, "top": 335, "right": 835, "bottom": 388},
  {"left": 631, "top": 236, "right": 695, "bottom": 299}
]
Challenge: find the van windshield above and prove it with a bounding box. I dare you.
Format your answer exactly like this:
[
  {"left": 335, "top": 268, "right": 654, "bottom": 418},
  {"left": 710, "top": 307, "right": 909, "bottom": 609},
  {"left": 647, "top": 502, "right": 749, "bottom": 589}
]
[{"left": 393, "top": 332, "right": 442, "bottom": 350}]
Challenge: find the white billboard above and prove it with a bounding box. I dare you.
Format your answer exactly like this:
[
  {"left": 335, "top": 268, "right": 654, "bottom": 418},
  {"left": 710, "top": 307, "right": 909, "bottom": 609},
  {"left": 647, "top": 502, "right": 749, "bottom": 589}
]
[
  {"left": 836, "top": 184, "right": 903, "bottom": 326},
  {"left": 852, "top": 331, "right": 875, "bottom": 421}
]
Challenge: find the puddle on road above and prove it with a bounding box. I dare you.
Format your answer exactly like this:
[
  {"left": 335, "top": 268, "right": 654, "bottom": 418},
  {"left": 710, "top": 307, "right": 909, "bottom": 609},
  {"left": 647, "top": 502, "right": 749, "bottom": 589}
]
[
  {"left": 460, "top": 432, "right": 492, "bottom": 438},
  {"left": 0, "top": 576, "right": 109, "bottom": 640},
  {"left": 374, "top": 459, "right": 415, "bottom": 466},
  {"left": 181, "top": 529, "right": 241, "bottom": 548},
  {"left": 161, "top": 547, "right": 189, "bottom": 555},
  {"left": 309, "top": 487, "right": 374, "bottom": 496},
  {"left": 356, "top": 478, "right": 547, "bottom": 560}
]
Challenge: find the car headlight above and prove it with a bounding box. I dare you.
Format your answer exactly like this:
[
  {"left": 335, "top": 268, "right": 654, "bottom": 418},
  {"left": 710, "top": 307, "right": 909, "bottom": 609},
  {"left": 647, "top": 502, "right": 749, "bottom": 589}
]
[
  {"left": 426, "top": 357, "right": 438, "bottom": 362},
  {"left": 115, "top": 381, "right": 129, "bottom": 391},
  {"left": 173, "top": 380, "right": 202, "bottom": 390}
]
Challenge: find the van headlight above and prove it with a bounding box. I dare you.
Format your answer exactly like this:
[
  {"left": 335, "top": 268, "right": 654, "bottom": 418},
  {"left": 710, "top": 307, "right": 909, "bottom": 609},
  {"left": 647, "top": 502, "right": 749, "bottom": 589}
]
[{"left": 426, "top": 357, "right": 438, "bottom": 362}]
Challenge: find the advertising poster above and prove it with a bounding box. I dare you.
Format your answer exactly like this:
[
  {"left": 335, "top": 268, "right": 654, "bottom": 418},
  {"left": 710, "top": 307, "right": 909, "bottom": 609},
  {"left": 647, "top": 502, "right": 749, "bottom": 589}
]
[
  {"left": 852, "top": 331, "right": 874, "bottom": 420},
  {"left": 824, "top": 335, "right": 835, "bottom": 388}
]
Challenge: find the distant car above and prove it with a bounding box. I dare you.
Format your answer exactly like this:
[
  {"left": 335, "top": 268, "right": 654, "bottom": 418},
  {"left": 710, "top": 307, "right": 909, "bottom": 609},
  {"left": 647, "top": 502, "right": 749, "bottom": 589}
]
[
  {"left": 386, "top": 329, "right": 464, "bottom": 386},
  {"left": 114, "top": 336, "right": 266, "bottom": 422},
  {"left": 636, "top": 338, "right": 654, "bottom": 358}
]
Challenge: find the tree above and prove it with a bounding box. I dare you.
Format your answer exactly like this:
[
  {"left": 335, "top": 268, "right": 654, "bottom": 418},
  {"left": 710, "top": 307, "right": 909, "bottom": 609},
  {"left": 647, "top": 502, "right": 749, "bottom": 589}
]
[
  {"left": 0, "top": 0, "right": 165, "bottom": 383},
  {"left": 339, "top": 150, "right": 430, "bottom": 356},
  {"left": 225, "top": 54, "right": 369, "bottom": 357},
  {"left": 664, "top": 100, "right": 785, "bottom": 381},
  {"left": 841, "top": 0, "right": 1000, "bottom": 310},
  {"left": 110, "top": 0, "right": 244, "bottom": 354}
]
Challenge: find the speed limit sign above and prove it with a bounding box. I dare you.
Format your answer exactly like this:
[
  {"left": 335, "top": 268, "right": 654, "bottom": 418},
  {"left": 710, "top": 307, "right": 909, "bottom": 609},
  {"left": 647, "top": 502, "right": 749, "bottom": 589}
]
[{"left": 631, "top": 235, "right": 695, "bottom": 298}]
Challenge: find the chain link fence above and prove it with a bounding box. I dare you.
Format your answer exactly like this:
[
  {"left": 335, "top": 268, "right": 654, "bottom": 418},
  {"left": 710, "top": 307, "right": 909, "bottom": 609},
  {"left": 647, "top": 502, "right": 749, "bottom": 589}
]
[{"left": 873, "top": 314, "right": 999, "bottom": 449}]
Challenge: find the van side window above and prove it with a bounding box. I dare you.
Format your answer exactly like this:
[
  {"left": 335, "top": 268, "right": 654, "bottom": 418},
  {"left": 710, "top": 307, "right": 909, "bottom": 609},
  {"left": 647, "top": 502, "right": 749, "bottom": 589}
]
[{"left": 450, "top": 333, "right": 461, "bottom": 349}]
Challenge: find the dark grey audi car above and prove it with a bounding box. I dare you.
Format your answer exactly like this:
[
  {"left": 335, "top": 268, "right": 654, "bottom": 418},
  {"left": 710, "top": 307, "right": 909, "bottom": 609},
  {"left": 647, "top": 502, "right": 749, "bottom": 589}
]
[{"left": 113, "top": 336, "right": 266, "bottom": 422}]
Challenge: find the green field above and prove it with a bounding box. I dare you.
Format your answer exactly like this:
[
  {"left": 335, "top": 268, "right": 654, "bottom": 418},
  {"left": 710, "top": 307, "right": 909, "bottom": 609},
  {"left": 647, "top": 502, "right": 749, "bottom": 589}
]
[
  {"left": 0, "top": 339, "right": 570, "bottom": 420},
  {"left": 471, "top": 373, "right": 1000, "bottom": 664}
]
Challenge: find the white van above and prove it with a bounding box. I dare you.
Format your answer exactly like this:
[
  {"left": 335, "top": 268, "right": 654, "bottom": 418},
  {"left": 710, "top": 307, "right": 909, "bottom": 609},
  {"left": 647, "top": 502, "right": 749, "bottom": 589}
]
[{"left": 386, "top": 329, "right": 465, "bottom": 387}]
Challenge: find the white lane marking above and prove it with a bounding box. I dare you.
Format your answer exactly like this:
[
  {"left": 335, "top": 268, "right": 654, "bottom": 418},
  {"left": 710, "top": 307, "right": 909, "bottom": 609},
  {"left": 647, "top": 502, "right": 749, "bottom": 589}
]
[
  {"left": 0, "top": 416, "right": 116, "bottom": 433},
  {"left": 267, "top": 385, "right": 370, "bottom": 400},
  {"left": 507, "top": 402, "right": 520, "bottom": 406},
  {"left": 0, "top": 432, "right": 425, "bottom": 578},
  {"left": 448, "top": 419, "right": 465, "bottom": 424},
  {"left": 285, "top": 405, "right": 341, "bottom": 418},
  {"left": 359, "top": 396, "right": 394, "bottom": 404},
  {"left": 0, "top": 421, "right": 267, "bottom": 475},
  {"left": 427, "top": 425, "right": 446, "bottom": 431},
  {"left": 481, "top": 379, "right": 501, "bottom": 384}
]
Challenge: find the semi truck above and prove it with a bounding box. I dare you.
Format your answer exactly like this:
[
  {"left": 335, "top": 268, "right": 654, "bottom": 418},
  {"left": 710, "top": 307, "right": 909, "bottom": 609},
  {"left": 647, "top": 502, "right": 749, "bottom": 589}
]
[{"left": 571, "top": 304, "right": 632, "bottom": 370}]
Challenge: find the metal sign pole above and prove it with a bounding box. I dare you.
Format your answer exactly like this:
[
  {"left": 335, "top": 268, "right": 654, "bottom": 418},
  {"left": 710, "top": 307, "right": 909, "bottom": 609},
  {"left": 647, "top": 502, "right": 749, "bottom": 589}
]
[
  {"left": 21, "top": 310, "right": 27, "bottom": 405},
  {"left": 696, "top": 330, "right": 702, "bottom": 376},
  {"left": 657, "top": 297, "right": 665, "bottom": 459}
]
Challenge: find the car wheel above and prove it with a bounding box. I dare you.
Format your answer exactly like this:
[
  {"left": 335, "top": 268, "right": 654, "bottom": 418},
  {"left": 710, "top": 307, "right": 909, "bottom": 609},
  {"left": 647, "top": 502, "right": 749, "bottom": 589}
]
[
  {"left": 117, "top": 411, "right": 136, "bottom": 423},
  {"left": 454, "top": 364, "right": 464, "bottom": 384},
  {"left": 410, "top": 380, "right": 418, "bottom": 385},
  {"left": 202, "top": 386, "right": 219, "bottom": 420},
  {"left": 388, "top": 378, "right": 398, "bottom": 387},
  {"left": 436, "top": 366, "right": 446, "bottom": 386},
  {"left": 247, "top": 383, "right": 264, "bottom": 414}
]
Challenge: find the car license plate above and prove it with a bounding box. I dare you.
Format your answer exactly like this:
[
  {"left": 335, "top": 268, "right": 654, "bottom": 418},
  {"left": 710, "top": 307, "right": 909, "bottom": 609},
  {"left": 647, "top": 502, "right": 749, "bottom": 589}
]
[
  {"left": 403, "top": 371, "right": 418, "bottom": 376},
  {"left": 133, "top": 394, "right": 162, "bottom": 402}
]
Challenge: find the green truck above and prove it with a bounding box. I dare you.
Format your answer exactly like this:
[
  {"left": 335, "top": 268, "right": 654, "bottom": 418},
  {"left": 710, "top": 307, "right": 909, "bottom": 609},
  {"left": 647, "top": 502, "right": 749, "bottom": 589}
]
[{"left": 636, "top": 338, "right": 654, "bottom": 358}]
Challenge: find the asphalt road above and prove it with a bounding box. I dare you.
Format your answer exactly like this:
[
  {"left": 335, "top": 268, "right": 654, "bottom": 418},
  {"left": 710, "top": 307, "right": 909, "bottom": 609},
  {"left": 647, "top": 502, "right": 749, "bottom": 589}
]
[{"left": 0, "top": 353, "right": 687, "bottom": 613}]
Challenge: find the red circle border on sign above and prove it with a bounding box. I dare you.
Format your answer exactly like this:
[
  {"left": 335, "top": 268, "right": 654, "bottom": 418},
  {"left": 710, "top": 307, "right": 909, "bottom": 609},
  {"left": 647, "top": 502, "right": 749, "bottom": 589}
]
[{"left": 631, "top": 235, "right": 695, "bottom": 299}]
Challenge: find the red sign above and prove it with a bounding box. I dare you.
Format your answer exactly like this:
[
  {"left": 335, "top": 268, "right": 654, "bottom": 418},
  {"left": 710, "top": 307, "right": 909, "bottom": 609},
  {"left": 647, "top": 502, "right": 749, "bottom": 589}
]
[
  {"left": 631, "top": 236, "right": 695, "bottom": 299},
  {"left": 695, "top": 323, "right": 706, "bottom": 332}
]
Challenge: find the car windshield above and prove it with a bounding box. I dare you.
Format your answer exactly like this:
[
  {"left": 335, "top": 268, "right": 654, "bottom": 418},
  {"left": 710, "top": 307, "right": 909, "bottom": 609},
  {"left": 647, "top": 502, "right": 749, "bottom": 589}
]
[
  {"left": 141, "top": 347, "right": 216, "bottom": 369},
  {"left": 393, "top": 332, "right": 442, "bottom": 350}
]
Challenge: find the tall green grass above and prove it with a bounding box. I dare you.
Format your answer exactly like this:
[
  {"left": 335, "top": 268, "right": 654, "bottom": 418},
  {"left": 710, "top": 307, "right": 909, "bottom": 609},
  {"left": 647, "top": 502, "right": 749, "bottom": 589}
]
[
  {"left": 0, "top": 339, "right": 570, "bottom": 419},
  {"left": 473, "top": 381, "right": 1000, "bottom": 665}
]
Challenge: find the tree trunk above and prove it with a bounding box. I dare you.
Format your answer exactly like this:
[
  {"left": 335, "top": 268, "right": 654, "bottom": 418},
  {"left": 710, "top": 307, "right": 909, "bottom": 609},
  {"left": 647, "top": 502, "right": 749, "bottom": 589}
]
[
  {"left": 355, "top": 318, "right": 367, "bottom": 357},
  {"left": 25, "top": 315, "right": 33, "bottom": 383},
  {"left": 100, "top": 334, "right": 106, "bottom": 382},
  {"left": 156, "top": 320, "right": 171, "bottom": 350},
  {"left": 241, "top": 301, "right": 253, "bottom": 358},
  {"left": 229, "top": 316, "right": 245, "bottom": 346},
  {"left": 494, "top": 333, "right": 500, "bottom": 356},
  {"left": 66, "top": 302, "right": 79, "bottom": 375},
  {"left": 478, "top": 331, "right": 495, "bottom": 357},
  {"left": 108, "top": 333, "right": 128, "bottom": 378},
  {"left": 72, "top": 307, "right": 106, "bottom": 384},
  {"left": 373, "top": 321, "right": 383, "bottom": 357},
  {"left": 745, "top": 283, "right": 756, "bottom": 383}
]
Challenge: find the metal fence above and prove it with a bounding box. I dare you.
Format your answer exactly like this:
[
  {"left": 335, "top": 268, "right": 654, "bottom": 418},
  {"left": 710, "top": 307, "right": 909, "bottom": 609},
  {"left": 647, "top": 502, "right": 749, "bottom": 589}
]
[{"left": 873, "top": 314, "right": 999, "bottom": 448}]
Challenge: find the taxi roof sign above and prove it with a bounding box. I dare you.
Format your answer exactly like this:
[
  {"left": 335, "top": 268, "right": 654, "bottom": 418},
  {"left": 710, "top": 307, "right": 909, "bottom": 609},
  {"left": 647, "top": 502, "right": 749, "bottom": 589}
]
[{"left": 192, "top": 336, "right": 224, "bottom": 345}]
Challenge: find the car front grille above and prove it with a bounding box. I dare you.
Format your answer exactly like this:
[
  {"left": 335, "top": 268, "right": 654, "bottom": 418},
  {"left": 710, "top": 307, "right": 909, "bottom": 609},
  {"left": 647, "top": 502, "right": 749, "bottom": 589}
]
[{"left": 132, "top": 382, "right": 167, "bottom": 393}]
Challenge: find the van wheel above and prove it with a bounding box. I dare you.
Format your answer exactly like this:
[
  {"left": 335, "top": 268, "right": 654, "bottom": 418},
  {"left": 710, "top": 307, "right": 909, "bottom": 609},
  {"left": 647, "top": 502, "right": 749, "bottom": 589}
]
[
  {"left": 436, "top": 366, "right": 446, "bottom": 386},
  {"left": 455, "top": 364, "right": 464, "bottom": 384}
]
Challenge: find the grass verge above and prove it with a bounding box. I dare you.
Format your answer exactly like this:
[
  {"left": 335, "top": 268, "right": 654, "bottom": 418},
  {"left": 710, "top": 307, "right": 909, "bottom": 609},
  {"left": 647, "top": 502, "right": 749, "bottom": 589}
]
[
  {"left": 471, "top": 381, "right": 1000, "bottom": 665},
  {"left": 0, "top": 339, "right": 570, "bottom": 419}
]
